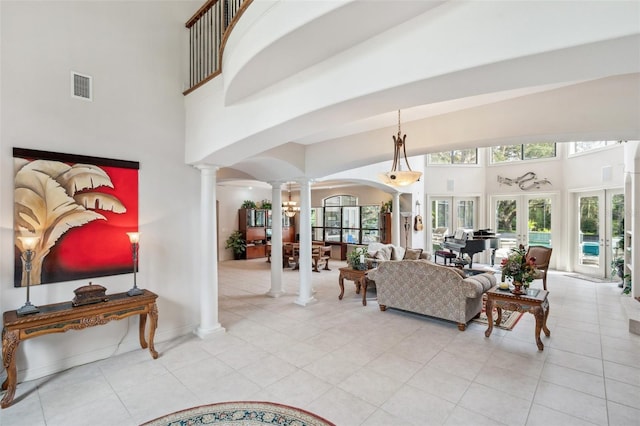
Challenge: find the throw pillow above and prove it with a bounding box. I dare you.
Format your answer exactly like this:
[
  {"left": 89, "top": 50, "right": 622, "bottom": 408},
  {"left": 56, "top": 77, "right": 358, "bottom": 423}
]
[
  {"left": 367, "top": 242, "right": 385, "bottom": 257},
  {"left": 403, "top": 248, "right": 423, "bottom": 260},
  {"left": 390, "top": 245, "right": 406, "bottom": 261},
  {"left": 375, "top": 245, "right": 392, "bottom": 261}
]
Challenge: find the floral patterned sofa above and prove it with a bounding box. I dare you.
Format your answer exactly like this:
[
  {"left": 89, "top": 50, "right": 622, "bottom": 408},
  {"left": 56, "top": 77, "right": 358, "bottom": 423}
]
[{"left": 368, "top": 260, "right": 496, "bottom": 330}]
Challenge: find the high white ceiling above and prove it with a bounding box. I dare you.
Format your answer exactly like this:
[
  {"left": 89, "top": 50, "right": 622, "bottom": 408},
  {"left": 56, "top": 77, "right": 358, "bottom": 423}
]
[{"left": 184, "top": 0, "right": 640, "bottom": 185}]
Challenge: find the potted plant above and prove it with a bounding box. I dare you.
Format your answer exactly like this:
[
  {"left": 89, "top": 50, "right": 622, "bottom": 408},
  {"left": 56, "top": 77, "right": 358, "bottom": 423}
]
[
  {"left": 622, "top": 274, "right": 632, "bottom": 295},
  {"left": 500, "top": 246, "right": 537, "bottom": 294},
  {"left": 241, "top": 200, "right": 257, "bottom": 209},
  {"left": 347, "top": 247, "right": 368, "bottom": 270},
  {"left": 611, "top": 257, "right": 625, "bottom": 283},
  {"left": 260, "top": 199, "right": 272, "bottom": 210},
  {"left": 225, "top": 230, "right": 246, "bottom": 260}
]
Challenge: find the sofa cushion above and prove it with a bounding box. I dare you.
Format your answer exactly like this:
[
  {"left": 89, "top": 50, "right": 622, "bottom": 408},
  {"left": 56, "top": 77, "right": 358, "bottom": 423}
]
[{"left": 403, "top": 248, "right": 423, "bottom": 260}]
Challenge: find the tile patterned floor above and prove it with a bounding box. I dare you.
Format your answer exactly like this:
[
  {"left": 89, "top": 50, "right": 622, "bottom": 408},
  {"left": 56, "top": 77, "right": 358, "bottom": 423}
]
[{"left": 1, "top": 259, "right": 639, "bottom": 425}]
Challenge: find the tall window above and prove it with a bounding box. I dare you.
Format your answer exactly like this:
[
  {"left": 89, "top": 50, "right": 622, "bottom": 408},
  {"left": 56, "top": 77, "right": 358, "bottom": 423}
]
[
  {"left": 491, "top": 142, "right": 556, "bottom": 163},
  {"left": 429, "top": 148, "right": 477, "bottom": 164},
  {"left": 457, "top": 200, "right": 474, "bottom": 229},
  {"left": 312, "top": 195, "right": 381, "bottom": 244}
]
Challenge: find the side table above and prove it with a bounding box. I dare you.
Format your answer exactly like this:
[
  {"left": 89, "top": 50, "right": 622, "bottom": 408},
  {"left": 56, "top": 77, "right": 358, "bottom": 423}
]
[
  {"left": 338, "top": 267, "right": 375, "bottom": 306},
  {"left": 1, "top": 289, "right": 158, "bottom": 408},
  {"left": 484, "top": 286, "right": 550, "bottom": 350}
]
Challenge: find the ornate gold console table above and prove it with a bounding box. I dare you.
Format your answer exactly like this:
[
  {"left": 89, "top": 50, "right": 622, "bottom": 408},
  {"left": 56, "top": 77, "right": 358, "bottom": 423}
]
[{"left": 1, "top": 289, "right": 158, "bottom": 408}]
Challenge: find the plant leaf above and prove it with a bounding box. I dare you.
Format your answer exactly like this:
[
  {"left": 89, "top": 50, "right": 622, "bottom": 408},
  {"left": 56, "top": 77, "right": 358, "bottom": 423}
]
[
  {"left": 59, "top": 163, "right": 114, "bottom": 194},
  {"left": 14, "top": 168, "right": 104, "bottom": 250},
  {"left": 74, "top": 193, "right": 127, "bottom": 213}
]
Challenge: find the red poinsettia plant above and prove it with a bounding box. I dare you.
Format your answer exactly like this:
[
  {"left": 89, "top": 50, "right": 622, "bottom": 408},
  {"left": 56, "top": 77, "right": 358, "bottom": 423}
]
[{"left": 501, "top": 246, "right": 537, "bottom": 285}]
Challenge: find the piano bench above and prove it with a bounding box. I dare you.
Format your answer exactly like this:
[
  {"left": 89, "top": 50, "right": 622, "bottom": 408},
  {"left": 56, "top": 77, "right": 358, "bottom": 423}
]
[{"left": 435, "top": 250, "right": 457, "bottom": 265}]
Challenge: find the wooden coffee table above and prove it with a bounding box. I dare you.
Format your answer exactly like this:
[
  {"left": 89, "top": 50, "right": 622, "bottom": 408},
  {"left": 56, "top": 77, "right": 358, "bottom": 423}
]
[
  {"left": 338, "top": 267, "right": 375, "bottom": 306},
  {"left": 484, "top": 286, "right": 550, "bottom": 350}
]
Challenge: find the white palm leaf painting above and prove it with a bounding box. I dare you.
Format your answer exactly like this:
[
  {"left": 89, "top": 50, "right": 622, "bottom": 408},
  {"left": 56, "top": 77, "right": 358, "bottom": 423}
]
[{"left": 15, "top": 159, "right": 127, "bottom": 286}]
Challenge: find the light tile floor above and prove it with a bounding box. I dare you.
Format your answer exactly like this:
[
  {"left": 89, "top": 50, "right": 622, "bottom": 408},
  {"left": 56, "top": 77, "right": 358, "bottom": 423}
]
[{"left": 1, "top": 259, "right": 639, "bottom": 425}]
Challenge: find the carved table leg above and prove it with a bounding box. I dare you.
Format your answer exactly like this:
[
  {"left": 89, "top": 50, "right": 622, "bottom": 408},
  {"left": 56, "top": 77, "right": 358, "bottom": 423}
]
[
  {"left": 533, "top": 306, "right": 545, "bottom": 351},
  {"left": 147, "top": 303, "right": 159, "bottom": 359},
  {"left": 484, "top": 298, "right": 494, "bottom": 337},
  {"left": 542, "top": 304, "right": 551, "bottom": 337},
  {"left": 338, "top": 273, "right": 345, "bottom": 300},
  {"left": 1, "top": 330, "right": 20, "bottom": 408},
  {"left": 495, "top": 307, "right": 503, "bottom": 326},
  {"left": 361, "top": 278, "right": 368, "bottom": 306},
  {"left": 139, "top": 313, "right": 148, "bottom": 349}
]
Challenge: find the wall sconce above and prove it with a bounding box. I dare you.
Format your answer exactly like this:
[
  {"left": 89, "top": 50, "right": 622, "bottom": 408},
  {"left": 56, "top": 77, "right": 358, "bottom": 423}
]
[
  {"left": 17, "top": 236, "right": 40, "bottom": 316},
  {"left": 126, "top": 232, "right": 143, "bottom": 296}
]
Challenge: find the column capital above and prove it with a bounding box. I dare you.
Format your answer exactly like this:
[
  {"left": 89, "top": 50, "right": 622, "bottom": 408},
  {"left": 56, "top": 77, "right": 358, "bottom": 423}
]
[
  {"left": 193, "top": 164, "right": 220, "bottom": 174},
  {"left": 294, "top": 178, "right": 315, "bottom": 188}
]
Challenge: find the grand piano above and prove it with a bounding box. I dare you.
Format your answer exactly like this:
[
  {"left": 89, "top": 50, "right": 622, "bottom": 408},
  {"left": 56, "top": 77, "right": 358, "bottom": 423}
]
[{"left": 442, "top": 229, "right": 500, "bottom": 268}]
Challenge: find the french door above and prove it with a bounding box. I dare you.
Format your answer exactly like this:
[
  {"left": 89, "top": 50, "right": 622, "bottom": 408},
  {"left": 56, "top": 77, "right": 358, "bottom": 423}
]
[
  {"left": 430, "top": 196, "right": 477, "bottom": 252},
  {"left": 573, "top": 189, "right": 624, "bottom": 278},
  {"left": 492, "top": 194, "right": 554, "bottom": 265}
]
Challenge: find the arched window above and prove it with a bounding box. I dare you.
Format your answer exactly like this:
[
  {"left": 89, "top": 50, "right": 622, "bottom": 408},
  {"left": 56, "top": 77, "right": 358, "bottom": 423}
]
[{"left": 323, "top": 195, "right": 357, "bottom": 206}]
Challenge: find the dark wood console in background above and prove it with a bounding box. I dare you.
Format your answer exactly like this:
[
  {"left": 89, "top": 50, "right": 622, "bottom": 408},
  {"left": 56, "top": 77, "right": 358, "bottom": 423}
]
[
  {"left": 1, "top": 289, "right": 159, "bottom": 408},
  {"left": 240, "top": 208, "right": 295, "bottom": 259}
]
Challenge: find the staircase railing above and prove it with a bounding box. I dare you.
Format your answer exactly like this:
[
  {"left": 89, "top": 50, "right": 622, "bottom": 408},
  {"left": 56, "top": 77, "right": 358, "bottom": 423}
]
[{"left": 184, "top": 0, "right": 251, "bottom": 95}]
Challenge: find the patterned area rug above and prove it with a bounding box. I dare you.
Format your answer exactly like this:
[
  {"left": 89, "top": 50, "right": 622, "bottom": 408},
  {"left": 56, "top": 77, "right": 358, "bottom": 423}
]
[
  {"left": 473, "top": 308, "right": 523, "bottom": 330},
  {"left": 141, "top": 401, "right": 336, "bottom": 426},
  {"left": 472, "top": 294, "right": 523, "bottom": 330}
]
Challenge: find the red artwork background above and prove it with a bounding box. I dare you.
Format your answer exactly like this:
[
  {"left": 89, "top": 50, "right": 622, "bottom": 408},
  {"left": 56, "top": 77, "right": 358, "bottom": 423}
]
[{"left": 14, "top": 149, "right": 139, "bottom": 286}]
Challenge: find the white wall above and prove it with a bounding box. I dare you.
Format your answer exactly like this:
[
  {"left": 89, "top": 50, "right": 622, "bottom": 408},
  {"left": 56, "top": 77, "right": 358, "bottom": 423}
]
[{"left": 1, "top": 1, "right": 201, "bottom": 381}]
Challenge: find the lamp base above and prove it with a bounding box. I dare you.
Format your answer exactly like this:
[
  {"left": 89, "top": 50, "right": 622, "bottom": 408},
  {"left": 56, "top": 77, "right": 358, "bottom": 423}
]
[
  {"left": 17, "top": 302, "right": 40, "bottom": 316},
  {"left": 127, "top": 286, "right": 143, "bottom": 297}
]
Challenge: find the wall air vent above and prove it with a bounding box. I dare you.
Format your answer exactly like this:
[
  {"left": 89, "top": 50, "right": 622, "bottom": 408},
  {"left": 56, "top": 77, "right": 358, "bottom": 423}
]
[{"left": 71, "top": 72, "right": 92, "bottom": 101}]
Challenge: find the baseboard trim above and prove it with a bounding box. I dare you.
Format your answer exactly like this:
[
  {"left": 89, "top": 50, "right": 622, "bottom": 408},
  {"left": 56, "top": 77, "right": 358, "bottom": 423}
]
[{"left": 16, "top": 324, "right": 196, "bottom": 383}]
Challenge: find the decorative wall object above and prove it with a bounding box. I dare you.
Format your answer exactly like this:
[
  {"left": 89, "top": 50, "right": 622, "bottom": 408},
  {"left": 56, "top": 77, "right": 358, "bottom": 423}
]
[
  {"left": 497, "top": 171, "right": 551, "bottom": 191},
  {"left": 13, "top": 148, "right": 139, "bottom": 286}
]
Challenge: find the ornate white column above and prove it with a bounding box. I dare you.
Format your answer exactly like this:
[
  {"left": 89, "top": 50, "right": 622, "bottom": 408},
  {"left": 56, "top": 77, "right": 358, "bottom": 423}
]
[
  {"left": 194, "top": 165, "right": 225, "bottom": 338},
  {"left": 267, "top": 181, "right": 285, "bottom": 297},
  {"left": 295, "top": 179, "right": 316, "bottom": 306},
  {"left": 392, "top": 191, "right": 401, "bottom": 247}
]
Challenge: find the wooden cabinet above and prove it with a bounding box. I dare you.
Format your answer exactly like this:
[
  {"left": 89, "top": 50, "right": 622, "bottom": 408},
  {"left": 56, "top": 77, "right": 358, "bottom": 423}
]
[
  {"left": 381, "top": 212, "right": 392, "bottom": 244},
  {"left": 239, "top": 209, "right": 296, "bottom": 259},
  {"left": 240, "top": 208, "right": 268, "bottom": 259}
]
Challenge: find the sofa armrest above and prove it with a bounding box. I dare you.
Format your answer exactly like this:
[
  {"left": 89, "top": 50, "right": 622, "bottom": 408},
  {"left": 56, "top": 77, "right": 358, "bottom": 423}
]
[{"left": 462, "top": 273, "right": 496, "bottom": 298}]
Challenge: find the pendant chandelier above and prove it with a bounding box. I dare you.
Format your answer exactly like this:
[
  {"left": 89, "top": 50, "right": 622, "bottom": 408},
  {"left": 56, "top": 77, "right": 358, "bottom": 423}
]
[
  {"left": 379, "top": 110, "right": 422, "bottom": 186},
  {"left": 282, "top": 182, "right": 300, "bottom": 218}
]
